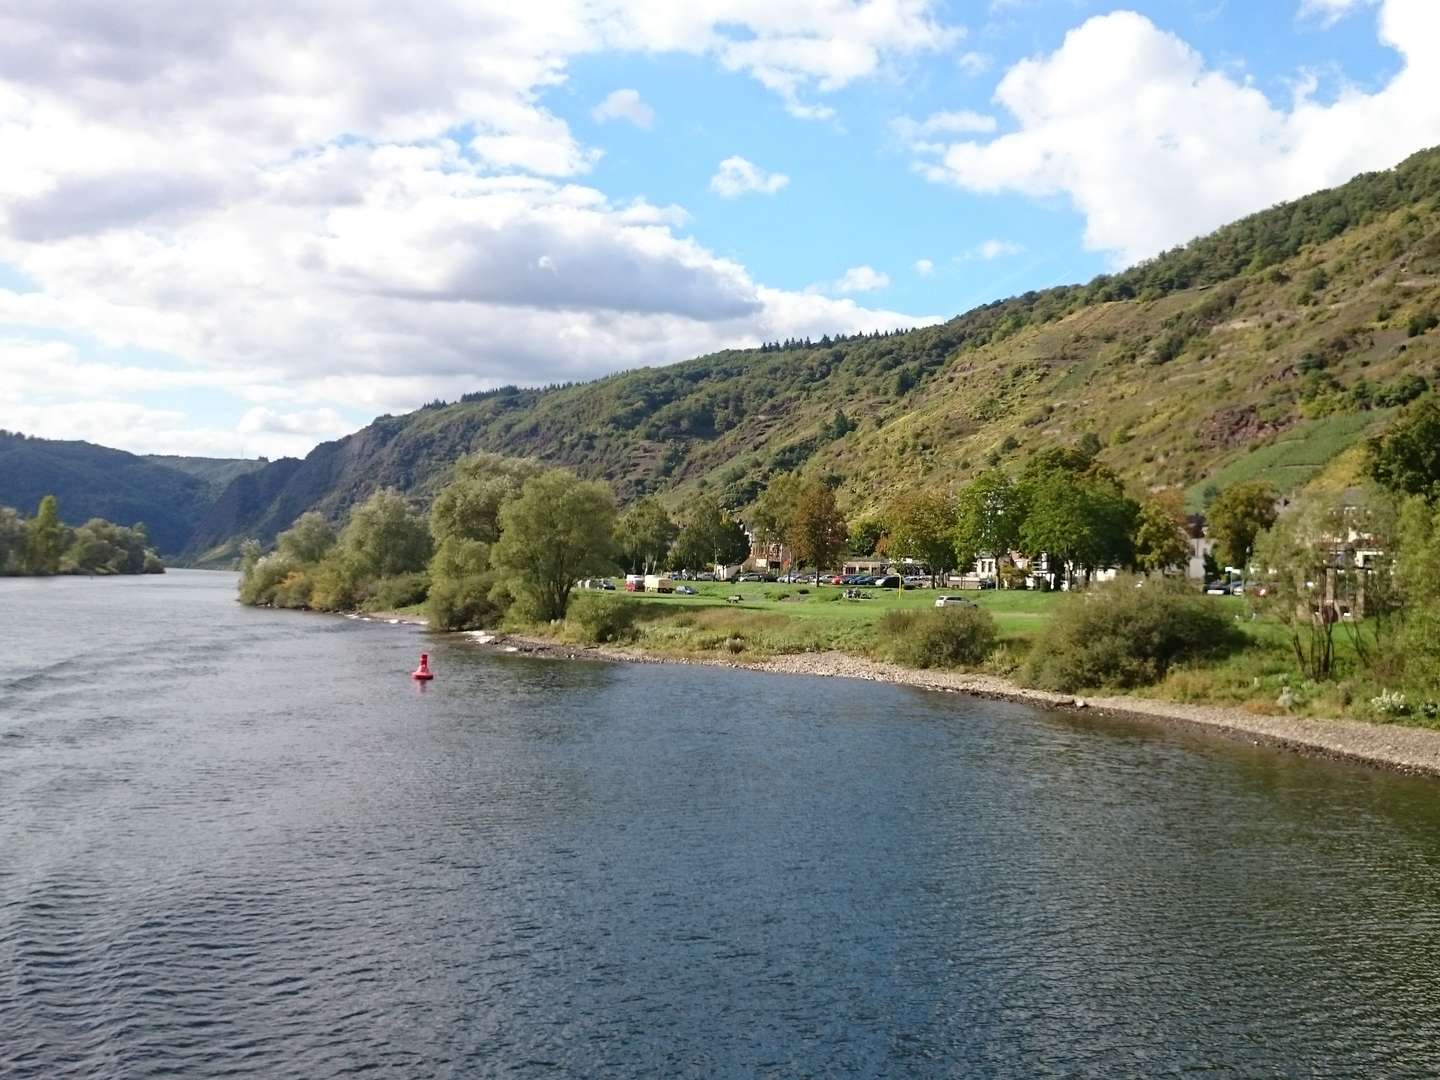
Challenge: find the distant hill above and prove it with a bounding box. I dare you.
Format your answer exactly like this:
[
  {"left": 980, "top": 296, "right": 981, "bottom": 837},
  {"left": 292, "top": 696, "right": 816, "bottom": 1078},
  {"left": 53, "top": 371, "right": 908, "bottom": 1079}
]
[
  {"left": 141, "top": 454, "right": 267, "bottom": 497},
  {"left": 22, "top": 149, "right": 1440, "bottom": 561},
  {"left": 0, "top": 433, "right": 260, "bottom": 554},
  {"left": 190, "top": 146, "right": 1440, "bottom": 559}
]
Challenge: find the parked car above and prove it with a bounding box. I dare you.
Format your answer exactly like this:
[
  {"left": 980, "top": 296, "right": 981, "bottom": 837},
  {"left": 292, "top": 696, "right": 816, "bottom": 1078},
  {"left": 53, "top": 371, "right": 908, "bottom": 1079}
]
[
  {"left": 738, "top": 572, "right": 764, "bottom": 582},
  {"left": 674, "top": 584, "right": 697, "bottom": 595},
  {"left": 934, "top": 594, "right": 976, "bottom": 608},
  {"left": 599, "top": 579, "right": 615, "bottom": 591},
  {"left": 977, "top": 579, "right": 997, "bottom": 590},
  {"left": 829, "top": 574, "right": 846, "bottom": 585},
  {"left": 696, "top": 572, "right": 715, "bottom": 581},
  {"left": 624, "top": 574, "right": 645, "bottom": 592},
  {"left": 873, "top": 575, "right": 901, "bottom": 589},
  {"left": 903, "top": 575, "right": 929, "bottom": 588}
]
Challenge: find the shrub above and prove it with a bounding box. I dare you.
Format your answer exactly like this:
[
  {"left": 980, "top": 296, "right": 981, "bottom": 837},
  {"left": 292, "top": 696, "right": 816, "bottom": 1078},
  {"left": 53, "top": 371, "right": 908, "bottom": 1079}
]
[
  {"left": 566, "top": 593, "right": 639, "bottom": 644},
  {"left": 1021, "top": 580, "right": 1246, "bottom": 692},
  {"left": 426, "top": 572, "right": 507, "bottom": 631},
  {"left": 307, "top": 551, "right": 368, "bottom": 611},
  {"left": 880, "top": 607, "right": 999, "bottom": 669},
  {"left": 237, "top": 552, "right": 297, "bottom": 606},
  {"left": 1392, "top": 607, "right": 1440, "bottom": 695},
  {"left": 366, "top": 571, "right": 430, "bottom": 612},
  {"left": 271, "top": 568, "right": 314, "bottom": 609}
]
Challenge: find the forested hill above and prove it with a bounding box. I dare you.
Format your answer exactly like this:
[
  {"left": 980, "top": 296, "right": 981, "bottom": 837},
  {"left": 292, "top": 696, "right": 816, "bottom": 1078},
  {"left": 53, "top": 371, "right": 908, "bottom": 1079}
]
[
  {"left": 141, "top": 454, "right": 267, "bottom": 498},
  {"left": 189, "top": 145, "right": 1440, "bottom": 559},
  {"left": 0, "top": 432, "right": 260, "bottom": 554}
]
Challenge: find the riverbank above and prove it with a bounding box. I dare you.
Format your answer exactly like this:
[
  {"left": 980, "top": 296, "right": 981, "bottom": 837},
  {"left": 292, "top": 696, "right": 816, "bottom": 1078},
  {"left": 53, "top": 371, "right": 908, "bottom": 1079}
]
[
  {"left": 297, "top": 603, "right": 1440, "bottom": 778},
  {"left": 475, "top": 631, "right": 1440, "bottom": 779}
]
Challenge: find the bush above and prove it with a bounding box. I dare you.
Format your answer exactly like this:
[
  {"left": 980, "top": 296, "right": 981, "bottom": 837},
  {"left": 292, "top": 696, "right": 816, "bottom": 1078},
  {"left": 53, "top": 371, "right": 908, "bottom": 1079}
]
[
  {"left": 365, "top": 571, "right": 430, "bottom": 612},
  {"left": 271, "top": 568, "right": 314, "bottom": 609},
  {"left": 426, "top": 572, "right": 507, "bottom": 631},
  {"left": 1021, "top": 580, "right": 1245, "bottom": 692},
  {"left": 1393, "top": 607, "right": 1440, "bottom": 695},
  {"left": 566, "top": 593, "right": 639, "bottom": 644},
  {"left": 238, "top": 552, "right": 297, "bottom": 606},
  {"left": 880, "top": 607, "right": 1000, "bottom": 669}
]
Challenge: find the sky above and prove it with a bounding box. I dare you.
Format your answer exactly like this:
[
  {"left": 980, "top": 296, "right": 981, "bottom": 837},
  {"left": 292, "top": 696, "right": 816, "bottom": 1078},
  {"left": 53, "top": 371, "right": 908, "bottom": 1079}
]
[{"left": 2, "top": 0, "right": 1440, "bottom": 460}]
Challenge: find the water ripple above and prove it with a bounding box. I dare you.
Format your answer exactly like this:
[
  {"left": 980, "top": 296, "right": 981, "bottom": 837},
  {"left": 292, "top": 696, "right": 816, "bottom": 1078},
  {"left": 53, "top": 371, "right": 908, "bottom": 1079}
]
[{"left": 4, "top": 573, "right": 1440, "bottom": 1076}]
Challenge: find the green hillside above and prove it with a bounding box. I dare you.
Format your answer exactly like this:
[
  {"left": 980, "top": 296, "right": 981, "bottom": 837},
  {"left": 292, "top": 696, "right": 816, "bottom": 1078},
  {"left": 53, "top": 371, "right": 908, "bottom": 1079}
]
[
  {"left": 194, "top": 146, "right": 1440, "bottom": 556},
  {"left": 141, "top": 454, "right": 267, "bottom": 497},
  {"left": 0, "top": 432, "right": 238, "bottom": 554}
]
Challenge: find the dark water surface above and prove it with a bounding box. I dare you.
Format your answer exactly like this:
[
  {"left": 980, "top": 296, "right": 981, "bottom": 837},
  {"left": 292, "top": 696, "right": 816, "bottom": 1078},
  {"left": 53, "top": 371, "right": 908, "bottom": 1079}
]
[{"left": 4, "top": 572, "right": 1440, "bottom": 1077}]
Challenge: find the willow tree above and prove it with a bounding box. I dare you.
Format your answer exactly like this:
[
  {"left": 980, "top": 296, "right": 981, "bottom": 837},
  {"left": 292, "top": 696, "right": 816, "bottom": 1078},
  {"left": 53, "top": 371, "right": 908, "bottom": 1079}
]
[{"left": 492, "top": 470, "right": 617, "bottom": 621}]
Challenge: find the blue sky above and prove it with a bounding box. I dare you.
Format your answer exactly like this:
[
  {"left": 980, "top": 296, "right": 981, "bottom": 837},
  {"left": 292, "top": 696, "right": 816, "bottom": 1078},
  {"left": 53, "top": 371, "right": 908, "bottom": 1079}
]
[{"left": 1, "top": 0, "right": 1436, "bottom": 458}]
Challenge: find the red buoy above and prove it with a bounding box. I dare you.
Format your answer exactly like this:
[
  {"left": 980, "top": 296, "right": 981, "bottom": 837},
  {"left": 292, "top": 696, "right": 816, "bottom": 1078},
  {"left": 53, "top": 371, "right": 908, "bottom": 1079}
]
[{"left": 411, "top": 653, "right": 434, "bottom": 680}]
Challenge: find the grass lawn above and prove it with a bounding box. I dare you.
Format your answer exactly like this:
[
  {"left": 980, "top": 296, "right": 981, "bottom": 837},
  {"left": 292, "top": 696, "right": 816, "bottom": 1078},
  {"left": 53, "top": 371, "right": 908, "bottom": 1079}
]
[
  {"left": 610, "top": 580, "right": 1061, "bottom": 638},
  {"left": 549, "top": 580, "right": 1431, "bottom": 726}
]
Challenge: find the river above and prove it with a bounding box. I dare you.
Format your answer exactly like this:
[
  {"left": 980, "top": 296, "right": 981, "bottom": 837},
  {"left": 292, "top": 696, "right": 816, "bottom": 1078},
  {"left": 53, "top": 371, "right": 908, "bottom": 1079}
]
[{"left": 3, "top": 570, "right": 1440, "bottom": 1077}]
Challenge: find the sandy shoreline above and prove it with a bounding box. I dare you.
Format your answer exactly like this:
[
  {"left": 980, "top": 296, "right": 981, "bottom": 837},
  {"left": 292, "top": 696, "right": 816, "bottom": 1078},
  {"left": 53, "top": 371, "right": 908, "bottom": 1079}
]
[{"left": 462, "top": 630, "right": 1440, "bottom": 779}]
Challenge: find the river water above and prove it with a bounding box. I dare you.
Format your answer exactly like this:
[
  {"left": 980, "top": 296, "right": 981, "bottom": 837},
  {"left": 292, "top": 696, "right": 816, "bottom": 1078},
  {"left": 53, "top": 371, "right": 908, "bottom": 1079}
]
[{"left": 3, "top": 571, "right": 1440, "bottom": 1077}]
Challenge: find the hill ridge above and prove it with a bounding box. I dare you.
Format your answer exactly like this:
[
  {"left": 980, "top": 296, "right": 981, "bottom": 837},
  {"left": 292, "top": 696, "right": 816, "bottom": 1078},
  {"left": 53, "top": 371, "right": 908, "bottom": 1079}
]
[{"left": 92, "top": 150, "right": 1440, "bottom": 558}]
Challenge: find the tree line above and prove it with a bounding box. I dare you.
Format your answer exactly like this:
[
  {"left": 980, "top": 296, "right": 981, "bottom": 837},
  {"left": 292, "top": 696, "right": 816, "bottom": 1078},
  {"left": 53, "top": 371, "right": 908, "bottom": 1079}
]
[
  {"left": 0, "top": 495, "right": 165, "bottom": 576},
  {"left": 238, "top": 450, "right": 788, "bottom": 627}
]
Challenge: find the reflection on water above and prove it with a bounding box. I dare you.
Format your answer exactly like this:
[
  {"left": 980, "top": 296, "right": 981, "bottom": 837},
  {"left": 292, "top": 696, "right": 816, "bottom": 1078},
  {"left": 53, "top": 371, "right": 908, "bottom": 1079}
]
[{"left": 3, "top": 571, "right": 1440, "bottom": 1077}]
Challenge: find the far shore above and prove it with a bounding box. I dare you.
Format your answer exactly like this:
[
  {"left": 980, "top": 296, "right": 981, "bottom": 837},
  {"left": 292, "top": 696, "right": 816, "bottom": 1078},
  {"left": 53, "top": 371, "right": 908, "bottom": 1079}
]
[{"left": 349, "top": 608, "right": 1440, "bottom": 779}]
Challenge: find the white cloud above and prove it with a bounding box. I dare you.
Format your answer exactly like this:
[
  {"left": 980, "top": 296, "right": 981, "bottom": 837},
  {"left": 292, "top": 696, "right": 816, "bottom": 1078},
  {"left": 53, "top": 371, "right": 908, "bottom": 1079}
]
[
  {"left": 957, "top": 51, "right": 992, "bottom": 76},
  {"left": 892, "top": 109, "right": 996, "bottom": 143},
  {"left": 825, "top": 265, "right": 891, "bottom": 294},
  {"left": 908, "top": 0, "right": 1440, "bottom": 265},
  {"left": 961, "top": 239, "right": 1025, "bottom": 260},
  {"left": 591, "top": 88, "right": 655, "bottom": 129},
  {"left": 1299, "top": 0, "right": 1376, "bottom": 26},
  {"left": 709, "top": 156, "right": 790, "bottom": 197},
  {"left": 913, "top": 258, "right": 935, "bottom": 276},
  {"left": 237, "top": 406, "right": 354, "bottom": 440},
  {"left": 0, "top": 1, "right": 952, "bottom": 455}
]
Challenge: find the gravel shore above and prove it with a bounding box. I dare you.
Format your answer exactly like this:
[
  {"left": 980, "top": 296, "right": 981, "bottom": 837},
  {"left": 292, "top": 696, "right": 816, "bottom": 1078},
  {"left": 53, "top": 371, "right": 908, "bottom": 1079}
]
[{"left": 484, "top": 634, "right": 1440, "bottom": 779}]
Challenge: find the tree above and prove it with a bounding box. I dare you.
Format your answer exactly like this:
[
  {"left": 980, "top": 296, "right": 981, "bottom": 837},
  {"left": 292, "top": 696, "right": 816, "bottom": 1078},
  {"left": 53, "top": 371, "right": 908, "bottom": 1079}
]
[
  {"left": 1394, "top": 495, "right": 1440, "bottom": 692},
  {"left": 847, "top": 516, "right": 886, "bottom": 557},
  {"left": 339, "top": 489, "right": 432, "bottom": 578},
  {"left": 1253, "top": 497, "right": 1347, "bottom": 680},
  {"left": 430, "top": 453, "right": 544, "bottom": 545},
  {"left": 277, "top": 512, "right": 337, "bottom": 564},
  {"left": 1368, "top": 393, "right": 1440, "bottom": 502},
  {"left": 1134, "top": 491, "right": 1191, "bottom": 574},
  {"left": 1019, "top": 473, "right": 1137, "bottom": 588},
  {"left": 670, "top": 498, "right": 749, "bottom": 572},
  {"left": 787, "top": 481, "right": 848, "bottom": 582},
  {"left": 884, "top": 489, "right": 957, "bottom": 585},
  {"left": 0, "top": 506, "right": 27, "bottom": 574},
  {"left": 1206, "top": 481, "right": 1278, "bottom": 571},
  {"left": 615, "top": 498, "right": 677, "bottom": 574},
  {"left": 953, "top": 470, "right": 1023, "bottom": 582},
  {"left": 425, "top": 536, "right": 504, "bottom": 631},
  {"left": 492, "top": 470, "right": 617, "bottom": 621},
  {"left": 751, "top": 472, "right": 805, "bottom": 549},
  {"left": 24, "top": 495, "right": 65, "bottom": 575},
  {"left": 1396, "top": 495, "right": 1440, "bottom": 609}
]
